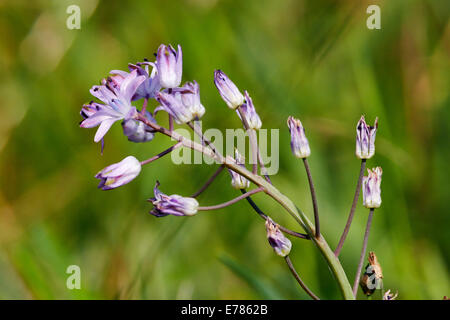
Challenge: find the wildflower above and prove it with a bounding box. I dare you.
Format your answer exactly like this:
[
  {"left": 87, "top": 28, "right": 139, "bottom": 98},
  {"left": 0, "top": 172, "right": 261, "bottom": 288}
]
[
  {"left": 383, "top": 290, "right": 398, "bottom": 300},
  {"left": 238, "top": 91, "right": 262, "bottom": 130},
  {"left": 95, "top": 156, "right": 141, "bottom": 190},
  {"left": 128, "top": 62, "right": 161, "bottom": 100},
  {"left": 287, "top": 116, "right": 311, "bottom": 158},
  {"left": 265, "top": 218, "right": 292, "bottom": 257},
  {"left": 122, "top": 111, "right": 157, "bottom": 143},
  {"left": 155, "top": 44, "right": 182, "bottom": 89},
  {"left": 149, "top": 181, "right": 198, "bottom": 217},
  {"left": 214, "top": 70, "right": 244, "bottom": 109},
  {"left": 362, "top": 167, "right": 382, "bottom": 209},
  {"left": 80, "top": 70, "right": 146, "bottom": 142},
  {"left": 155, "top": 91, "right": 196, "bottom": 124},
  {"left": 171, "top": 81, "right": 205, "bottom": 119},
  {"left": 356, "top": 116, "right": 378, "bottom": 159},
  {"left": 230, "top": 149, "right": 250, "bottom": 189}
]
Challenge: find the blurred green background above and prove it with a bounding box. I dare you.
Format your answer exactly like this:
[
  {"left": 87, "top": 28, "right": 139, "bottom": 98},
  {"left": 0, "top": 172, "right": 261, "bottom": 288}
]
[{"left": 0, "top": 0, "right": 449, "bottom": 300}]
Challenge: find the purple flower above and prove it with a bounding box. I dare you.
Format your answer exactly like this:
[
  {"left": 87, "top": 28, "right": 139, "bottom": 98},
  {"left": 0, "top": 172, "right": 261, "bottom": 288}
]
[
  {"left": 95, "top": 156, "right": 142, "bottom": 190},
  {"left": 287, "top": 116, "right": 311, "bottom": 158},
  {"left": 362, "top": 167, "right": 382, "bottom": 208},
  {"left": 80, "top": 70, "right": 146, "bottom": 142},
  {"left": 171, "top": 81, "right": 205, "bottom": 119},
  {"left": 127, "top": 62, "right": 161, "bottom": 100},
  {"left": 214, "top": 70, "right": 244, "bottom": 109},
  {"left": 156, "top": 44, "right": 183, "bottom": 89},
  {"left": 122, "top": 111, "right": 157, "bottom": 143},
  {"left": 155, "top": 91, "right": 196, "bottom": 124},
  {"left": 265, "top": 218, "right": 292, "bottom": 257},
  {"left": 230, "top": 149, "right": 250, "bottom": 189},
  {"left": 356, "top": 116, "right": 378, "bottom": 159},
  {"left": 148, "top": 181, "right": 199, "bottom": 217},
  {"left": 238, "top": 91, "right": 262, "bottom": 130}
]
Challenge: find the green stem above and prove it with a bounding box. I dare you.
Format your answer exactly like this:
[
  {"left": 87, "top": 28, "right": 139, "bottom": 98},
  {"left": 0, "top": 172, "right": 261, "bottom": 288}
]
[
  {"left": 136, "top": 115, "right": 355, "bottom": 300},
  {"left": 224, "top": 159, "right": 355, "bottom": 300}
]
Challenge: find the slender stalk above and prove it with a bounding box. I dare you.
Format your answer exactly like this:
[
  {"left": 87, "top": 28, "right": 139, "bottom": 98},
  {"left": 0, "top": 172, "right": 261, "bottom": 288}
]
[
  {"left": 257, "top": 150, "right": 272, "bottom": 184},
  {"left": 335, "top": 159, "right": 366, "bottom": 256},
  {"left": 237, "top": 107, "right": 258, "bottom": 174},
  {"left": 285, "top": 256, "right": 320, "bottom": 300},
  {"left": 191, "top": 165, "right": 225, "bottom": 198},
  {"left": 187, "top": 121, "right": 220, "bottom": 156},
  {"left": 302, "top": 158, "right": 320, "bottom": 238},
  {"left": 197, "top": 187, "right": 264, "bottom": 211},
  {"left": 141, "top": 98, "right": 148, "bottom": 114},
  {"left": 240, "top": 189, "right": 309, "bottom": 239},
  {"left": 248, "top": 129, "right": 258, "bottom": 174},
  {"left": 168, "top": 115, "right": 174, "bottom": 131},
  {"left": 135, "top": 115, "right": 354, "bottom": 299},
  {"left": 140, "top": 142, "right": 182, "bottom": 166},
  {"left": 224, "top": 159, "right": 355, "bottom": 299},
  {"left": 352, "top": 208, "right": 375, "bottom": 296},
  {"left": 136, "top": 113, "right": 221, "bottom": 163}
]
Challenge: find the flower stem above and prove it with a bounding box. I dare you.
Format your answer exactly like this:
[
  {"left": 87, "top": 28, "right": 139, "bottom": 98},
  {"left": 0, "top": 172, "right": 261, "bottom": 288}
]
[
  {"left": 334, "top": 159, "right": 366, "bottom": 256},
  {"left": 236, "top": 106, "right": 258, "bottom": 175},
  {"left": 191, "top": 165, "right": 225, "bottom": 198},
  {"left": 302, "top": 158, "right": 320, "bottom": 238},
  {"left": 225, "top": 161, "right": 354, "bottom": 299},
  {"left": 352, "top": 208, "right": 375, "bottom": 297},
  {"left": 240, "top": 189, "right": 309, "bottom": 239},
  {"left": 135, "top": 115, "right": 354, "bottom": 299},
  {"left": 140, "top": 142, "right": 182, "bottom": 166},
  {"left": 197, "top": 187, "right": 264, "bottom": 211},
  {"left": 168, "top": 115, "right": 174, "bottom": 131},
  {"left": 187, "top": 120, "right": 220, "bottom": 156},
  {"left": 141, "top": 98, "right": 148, "bottom": 114},
  {"left": 285, "top": 256, "right": 320, "bottom": 300}
]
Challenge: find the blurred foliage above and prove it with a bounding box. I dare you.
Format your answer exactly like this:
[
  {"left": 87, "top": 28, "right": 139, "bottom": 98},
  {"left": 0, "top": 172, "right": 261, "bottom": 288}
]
[{"left": 0, "top": 0, "right": 449, "bottom": 299}]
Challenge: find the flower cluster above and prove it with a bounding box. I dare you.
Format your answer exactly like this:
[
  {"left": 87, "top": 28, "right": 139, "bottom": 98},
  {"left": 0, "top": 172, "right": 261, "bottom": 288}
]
[{"left": 81, "top": 43, "right": 389, "bottom": 300}]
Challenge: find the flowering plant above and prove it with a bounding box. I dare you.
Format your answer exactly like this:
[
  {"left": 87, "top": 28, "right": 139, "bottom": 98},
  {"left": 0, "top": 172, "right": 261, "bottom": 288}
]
[{"left": 80, "top": 44, "right": 394, "bottom": 300}]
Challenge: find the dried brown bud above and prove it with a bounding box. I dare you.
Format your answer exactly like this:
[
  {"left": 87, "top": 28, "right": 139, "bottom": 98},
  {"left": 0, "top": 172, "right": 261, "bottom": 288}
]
[{"left": 360, "top": 251, "right": 383, "bottom": 296}]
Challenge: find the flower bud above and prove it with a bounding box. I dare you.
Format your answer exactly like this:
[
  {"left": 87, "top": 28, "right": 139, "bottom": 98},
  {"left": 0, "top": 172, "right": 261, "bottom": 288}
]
[
  {"left": 265, "top": 218, "right": 292, "bottom": 257},
  {"left": 171, "top": 81, "right": 205, "bottom": 119},
  {"left": 362, "top": 167, "right": 382, "bottom": 209},
  {"left": 149, "top": 181, "right": 199, "bottom": 217},
  {"left": 238, "top": 91, "right": 262, "bottom": 130},
  {"left": 230, "top": 149, "right": 250, "bottom": 189},
  {"left": 95, "top": 156, "right": 141, "bottom": 190},
  {"left": 287, "top": 116, "right": 311, "bottom": 158},
  {"left": 383, "top": 290, "right": 398, "bottom": 300},
  {"left": 155, "top": 91, "right": 195, "bottom": 124},
  {"left": 156, "top": 44, "right": 182, "bottom": 89},
  {"left": 356, "top": 116, "right": 378, "bottom": 159},
  {"left": 214, "top": 70, "right": 244, "bottom": 109},
  {"left": 122, "top": 111, "right": 157, "bottom": 143},
  {"left": 360, "top": 251, "right": 383, "bottom": 296}
]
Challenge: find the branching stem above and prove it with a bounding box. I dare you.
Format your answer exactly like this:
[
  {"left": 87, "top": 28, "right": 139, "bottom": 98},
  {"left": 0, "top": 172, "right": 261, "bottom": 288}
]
[
  {"left": 352, "top": 208, "right": 375, "bottom": 296},
  {"left": 197, "top": 187, "right": 264, "bottom": 211},
  {"left": 285, "top": 256, "right": 320, "bottom": 300},
  {"left": 135, "top": 114, "right": 354, "bottom": 299},
  {"left": 334, "top": 159, "right": 366, "bottom": 256},
  {"left": 140, "top": 142, "right": 182, "bottom": 166},
  {"left": 240, "top": 189, "right": 309, "bottom": 239},
  {"left": 191, "top": 165, "right": 225, "bottom": 198},
  {"left": 303, "top": 158, "right": 320, "bottom": 238}
]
